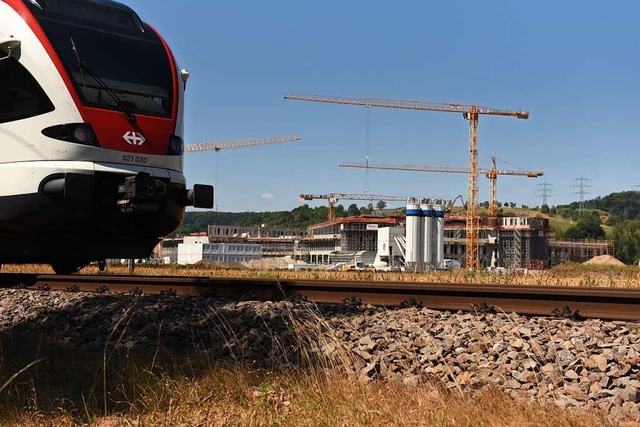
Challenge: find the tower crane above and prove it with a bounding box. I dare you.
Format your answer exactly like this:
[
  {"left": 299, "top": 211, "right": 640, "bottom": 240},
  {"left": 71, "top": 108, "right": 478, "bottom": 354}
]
[
  {"left": 338, "top": 156, "right": 543, "bottom": 216},
  {"left": 299, "top": 193, "right": 408, "bottom": 221},
  {"left": 184, "top": 134, "right": 301, "bottom": 152},
  {"left": 285, "top": 93, "right": 529, "bottom": 269},
  {"left": 185, "top": 134, "right": 300, "bottom": 211}
]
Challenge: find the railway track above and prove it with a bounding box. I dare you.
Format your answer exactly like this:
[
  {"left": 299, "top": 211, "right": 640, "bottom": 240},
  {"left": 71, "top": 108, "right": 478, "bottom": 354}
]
[{"left": 1, "top": 273, "right": 639, "bottom": 321}]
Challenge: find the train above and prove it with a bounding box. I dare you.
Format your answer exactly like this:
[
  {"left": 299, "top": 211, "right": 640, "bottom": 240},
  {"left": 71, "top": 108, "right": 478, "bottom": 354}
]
[{"left": 0, "top": 0, "right": 213, "bottom": 274}]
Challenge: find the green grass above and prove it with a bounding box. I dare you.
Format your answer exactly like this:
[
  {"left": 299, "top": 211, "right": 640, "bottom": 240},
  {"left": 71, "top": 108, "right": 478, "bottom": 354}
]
[{"left": 548, "top": 216, "right": 574, "bottom": 234}]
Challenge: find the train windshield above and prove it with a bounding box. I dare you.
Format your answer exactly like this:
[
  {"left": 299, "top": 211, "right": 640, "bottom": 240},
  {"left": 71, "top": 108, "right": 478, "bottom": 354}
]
[{"left": 34, "top": 14, "right": 174, "bottom": 118}]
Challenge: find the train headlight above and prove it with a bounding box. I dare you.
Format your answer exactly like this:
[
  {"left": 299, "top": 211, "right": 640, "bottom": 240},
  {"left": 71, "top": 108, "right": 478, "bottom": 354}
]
[
  {"left": 42, "top": 124, "right": 99, "bottom": 147},
  {"left": 73, "top": 125, "right": 96, "bottom": 144},
  {"left": 167, "top": 134, "right": 183, "bottom": 155}
]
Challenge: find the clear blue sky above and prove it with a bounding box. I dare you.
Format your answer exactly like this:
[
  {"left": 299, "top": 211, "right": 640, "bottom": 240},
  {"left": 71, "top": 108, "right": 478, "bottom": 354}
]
[{"left": 127, "top": 0, "right": 639, "bottom": 212}]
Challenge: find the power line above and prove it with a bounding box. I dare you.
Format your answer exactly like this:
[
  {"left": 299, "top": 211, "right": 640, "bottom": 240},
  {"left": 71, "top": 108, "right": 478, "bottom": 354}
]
[
  {"left": 536, "top": 181, "right": 553, "bottom": 206},
  {"left": 572, "top": 175, "right": 592, "bottom": 212}
]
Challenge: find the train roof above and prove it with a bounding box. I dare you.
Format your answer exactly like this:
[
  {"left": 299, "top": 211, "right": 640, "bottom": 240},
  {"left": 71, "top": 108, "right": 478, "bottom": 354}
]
[
  {"left": 25, "top": 0, "right": 135, "bottom": 13},
  {"left": 22, "top": 0, "right": 145, "bottom": 34}
]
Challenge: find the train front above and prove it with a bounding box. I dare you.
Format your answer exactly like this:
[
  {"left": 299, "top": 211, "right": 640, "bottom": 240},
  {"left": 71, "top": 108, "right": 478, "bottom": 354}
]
[{"left": 0, "top": 0, "right": 213, "bottom": 272}]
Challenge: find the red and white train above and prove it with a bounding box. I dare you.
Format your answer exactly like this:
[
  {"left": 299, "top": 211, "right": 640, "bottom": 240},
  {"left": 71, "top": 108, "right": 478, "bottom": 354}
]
[{"left": 0, "top": 0, "right": 213, "bottom": 273}]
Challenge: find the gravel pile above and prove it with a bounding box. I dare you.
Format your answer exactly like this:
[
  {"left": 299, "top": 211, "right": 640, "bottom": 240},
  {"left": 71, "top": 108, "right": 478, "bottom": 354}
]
[{"left": 1, "top": 288, "right": 640, "bottom": 420}]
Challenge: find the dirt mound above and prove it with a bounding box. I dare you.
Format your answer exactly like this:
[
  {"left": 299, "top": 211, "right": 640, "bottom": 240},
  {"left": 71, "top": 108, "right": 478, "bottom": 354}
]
[
  {"left": 244, "top": 256, "right": 307, "bottom": 270},
  {"left": 583, "top": 255, "right": 625, "bottom": 266}
]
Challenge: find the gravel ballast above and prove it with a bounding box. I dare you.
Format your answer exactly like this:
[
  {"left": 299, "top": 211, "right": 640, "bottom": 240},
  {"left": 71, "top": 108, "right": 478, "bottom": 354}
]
[{"left": 1, "top": 288, "right": 639, "bottom": 420}]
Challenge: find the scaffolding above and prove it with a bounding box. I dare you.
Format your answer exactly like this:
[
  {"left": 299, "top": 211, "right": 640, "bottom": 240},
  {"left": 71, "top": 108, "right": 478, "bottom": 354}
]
[
  {"left": 548, "top": 239, "right": 615, "bottom": 266},
  {"left": 497, "top": 216, "right": 549, "bottom": 269},
  {"left": 513, "top": 228, "right": 523, "bottom": 268},
  {"left": 442, "top": 215, "right": 549, "bottom": 268}
]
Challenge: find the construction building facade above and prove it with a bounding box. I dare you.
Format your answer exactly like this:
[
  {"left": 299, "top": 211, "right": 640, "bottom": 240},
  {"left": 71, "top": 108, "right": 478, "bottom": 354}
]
[
  {"left": 294, "top": 216, "right": 401, "bottom": 264},
  {"left": 548, "top": 239, "right": 615, "bottom": 265},
  {"left": 442, "top": 215, "right": 550, "bottom": 268},
  {"left": 162, "top": 215, "right": 613, "bottom": 269},
  {"left": 207, "top": 224, "right": 307, "bottom": 239},
  {"left": 297, "top": 214, "right": 557, "bottom": 269}
]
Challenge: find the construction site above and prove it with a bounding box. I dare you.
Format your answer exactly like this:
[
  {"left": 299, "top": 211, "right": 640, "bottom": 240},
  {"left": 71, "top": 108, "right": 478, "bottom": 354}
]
[
  {"left": 163, "top": 207, "right": 611, "bottom": 270},
  {"left": 164, "top": 93, "right": 613, "bottom": 270},
  {"left": 293, "top": 209, "right": 609, "bottom": 270}
]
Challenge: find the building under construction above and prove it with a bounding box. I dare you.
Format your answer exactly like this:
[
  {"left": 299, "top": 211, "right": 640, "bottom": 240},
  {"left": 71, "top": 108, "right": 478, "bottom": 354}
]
[
  {"left": 548, "top": 239, "right": 614, "bottom": 265},
  {"left": 206, "top": 224, "right": 306, "bottom": 257},
  {"left": 442, "top": 214, "right": 550, "bottom": 268},
  {"left": 294, "top": 216, "right": 402, "bottom": 264},
  {"left": 161, "top": 214, "right": 612, "bottom": 268},
  {"left": 294, "top": 213, "right": 611, "bottom": 269},
  {"left": 158, "top": 224, "right": 306, "bottom": 263}
]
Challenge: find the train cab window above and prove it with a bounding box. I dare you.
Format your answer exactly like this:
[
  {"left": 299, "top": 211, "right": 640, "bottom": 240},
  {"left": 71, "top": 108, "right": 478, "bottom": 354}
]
[{"left": 0, "top": 57, "right": 54, "bottom": 124}]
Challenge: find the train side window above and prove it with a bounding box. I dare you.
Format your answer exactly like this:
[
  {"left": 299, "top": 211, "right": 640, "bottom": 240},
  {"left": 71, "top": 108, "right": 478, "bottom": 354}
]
[{"left": 0, "top": 57, "right": 54, "bottom": 124}]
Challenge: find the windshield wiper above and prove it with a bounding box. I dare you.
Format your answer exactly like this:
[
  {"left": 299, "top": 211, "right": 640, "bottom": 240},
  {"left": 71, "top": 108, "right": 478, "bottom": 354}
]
[{"left": 70, "top": 37, "right": 136, "bottom": 123}]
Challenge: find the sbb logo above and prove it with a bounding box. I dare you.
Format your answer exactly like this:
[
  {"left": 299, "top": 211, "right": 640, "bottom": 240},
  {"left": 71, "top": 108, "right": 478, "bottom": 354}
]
[{"left": 123, "top": 131, "right": 146, "bottom": 145}]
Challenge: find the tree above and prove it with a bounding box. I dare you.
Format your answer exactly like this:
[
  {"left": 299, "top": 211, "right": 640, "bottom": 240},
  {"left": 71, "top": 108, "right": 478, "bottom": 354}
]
[
  {"left": 563, "top": 212, "right": 606, "bottom": 240},
  {"left": 346, "top": 203, "right": 361, "bottom": 217},
  {"left": 564, "top": 227, "right": 584, "bottom": 240},
  {"left": 555, "top": 191, "right": 640, "bottom": 222},
  {"left": 613, "top": 220, "right": 640, "bottom": 264},
  {"left": 359, "top": 203, "right": 373, "bottom": 214},
  {"left": 540, "top": 204, "right": 550, "bottom": 214},
  {"left": 375, "top": 200, "right": 387, "bottom": 210}
]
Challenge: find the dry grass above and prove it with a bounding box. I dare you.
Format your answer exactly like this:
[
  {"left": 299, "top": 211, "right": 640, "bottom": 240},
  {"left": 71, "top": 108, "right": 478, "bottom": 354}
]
[
  {"left": 0, "top": 284, "right": 633, "bottom": 426},
  {"left": 3, "top": 369, "right": 623, "bottom": 427},
  {"left": 4, "top": 262, "right": 640, "bottom": 288}
]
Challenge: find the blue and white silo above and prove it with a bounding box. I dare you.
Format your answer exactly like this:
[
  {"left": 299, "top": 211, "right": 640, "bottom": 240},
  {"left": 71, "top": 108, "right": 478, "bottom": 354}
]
[
  {"left": 420, "top": 198, "right": 433, "bottom": 265},
  {"left": 405, "top": 197, "right": 422, "bottom": 264},
  {"left": 433, "top": 202, "right": 445, "bottom": 266}
]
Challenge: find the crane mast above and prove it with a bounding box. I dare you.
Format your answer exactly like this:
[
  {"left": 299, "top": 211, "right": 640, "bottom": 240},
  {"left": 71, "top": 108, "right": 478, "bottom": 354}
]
[{"left": 286, "top": 93, "right": 529, "bottom": 269}]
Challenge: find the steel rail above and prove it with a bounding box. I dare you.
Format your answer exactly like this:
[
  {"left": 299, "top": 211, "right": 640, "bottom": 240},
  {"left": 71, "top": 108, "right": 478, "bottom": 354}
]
[{"left": 1, "top": 274, "right": 639, "bottom": 321}]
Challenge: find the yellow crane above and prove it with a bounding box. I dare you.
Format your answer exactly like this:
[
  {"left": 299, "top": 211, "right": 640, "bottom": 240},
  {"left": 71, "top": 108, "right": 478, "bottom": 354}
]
[
  {"left": 299, "top": 193, "right": 408, "bottom": 221},
  {"left": 184, "top": 134, "right": 301, "bottom": 152},
  {"left": 285, "top": 93, "right": 529, "bottom": 269},
  {"left": 338, "top": 156, "right": 543, "bottom": 216}
]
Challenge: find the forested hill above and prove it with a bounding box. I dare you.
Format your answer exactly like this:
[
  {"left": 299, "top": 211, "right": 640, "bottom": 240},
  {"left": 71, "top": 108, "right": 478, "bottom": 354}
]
[
  {"left": 179, "top": 191, "right": 640, "bottom": 234},
  {"left": 555, "top": 191, "right": 640, "bottom": 225},
  {"left": 178, "top": 203, "right": 388, "bottom": 235},
  {"left": 178, "top": 192, "right": 640, "bottom": 264}
]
